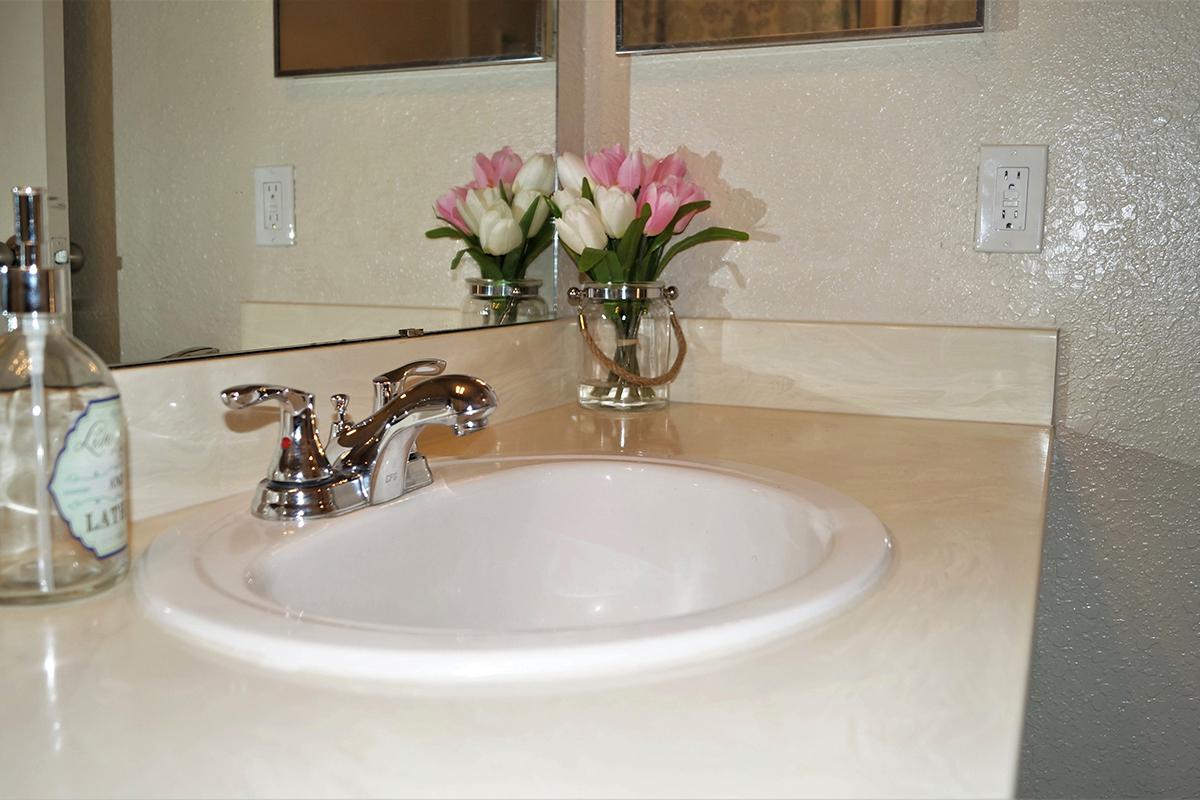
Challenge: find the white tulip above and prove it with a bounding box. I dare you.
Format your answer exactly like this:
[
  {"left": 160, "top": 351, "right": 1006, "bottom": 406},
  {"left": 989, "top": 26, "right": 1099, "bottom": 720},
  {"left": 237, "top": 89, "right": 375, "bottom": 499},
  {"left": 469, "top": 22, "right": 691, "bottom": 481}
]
[
  {"left": 555, "top": 200, "right": 607, "bottom": 253},
  {"left": 592, "top": 185, "right": 637, "bottom": 239},
  {"left": 511, "top": 190, "right": 549, "bottom": 238},
  {"left": 556, "top": 153, "right": 592, "bottom": 194},
  {"left": 456, "top": 186, "right": 504, "bottom": 235},
  {"left": 477, "top": 205, "right": 523, "bottom": 255},
  {"left": 512, "top": 154, "right": 555, "bottom": 196},
  {"left": 552, "top": 187, "right": 581, "bottom": 214}
]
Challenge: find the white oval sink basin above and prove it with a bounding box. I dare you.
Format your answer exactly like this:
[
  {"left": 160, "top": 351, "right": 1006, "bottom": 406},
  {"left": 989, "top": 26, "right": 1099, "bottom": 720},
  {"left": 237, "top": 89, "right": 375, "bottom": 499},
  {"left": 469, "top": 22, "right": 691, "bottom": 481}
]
[{"left": 137, "top": 456, "right": 891, "bottom": 685}]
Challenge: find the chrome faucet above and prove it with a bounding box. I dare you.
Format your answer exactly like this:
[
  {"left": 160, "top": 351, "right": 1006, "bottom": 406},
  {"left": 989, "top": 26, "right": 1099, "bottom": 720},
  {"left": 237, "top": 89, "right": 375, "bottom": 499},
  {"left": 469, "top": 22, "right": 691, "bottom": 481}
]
[{"left": 221, "top": 360, "right": 498, "bottom": 520}]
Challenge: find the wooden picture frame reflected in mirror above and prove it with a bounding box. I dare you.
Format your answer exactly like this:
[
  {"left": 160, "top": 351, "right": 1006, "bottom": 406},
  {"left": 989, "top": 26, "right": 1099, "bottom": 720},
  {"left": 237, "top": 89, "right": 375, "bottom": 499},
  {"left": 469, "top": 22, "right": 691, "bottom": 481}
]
[
  {"left": 617, "top": 0, "right": 984, "bottom": 54},
  {"left": 276, "top": 0, "right": 550, "bottom": 76}
]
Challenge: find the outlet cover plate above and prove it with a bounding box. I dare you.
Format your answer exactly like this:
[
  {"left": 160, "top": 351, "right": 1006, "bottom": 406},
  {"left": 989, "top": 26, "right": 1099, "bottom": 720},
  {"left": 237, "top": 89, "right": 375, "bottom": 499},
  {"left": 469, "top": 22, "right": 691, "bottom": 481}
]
[
  {"left": 974, "top": 145, "right": 1048, "bottom": 253},
  {"left": 254, "top": 165, "right": 295, "bottom": 247}
]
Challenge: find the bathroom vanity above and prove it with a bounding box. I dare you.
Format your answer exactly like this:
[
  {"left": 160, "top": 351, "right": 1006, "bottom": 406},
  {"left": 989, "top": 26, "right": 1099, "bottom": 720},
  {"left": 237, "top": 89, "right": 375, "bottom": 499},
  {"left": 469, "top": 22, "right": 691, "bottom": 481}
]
[{"left": 1, "top": 318, "right": 1054, "bottom": 799}]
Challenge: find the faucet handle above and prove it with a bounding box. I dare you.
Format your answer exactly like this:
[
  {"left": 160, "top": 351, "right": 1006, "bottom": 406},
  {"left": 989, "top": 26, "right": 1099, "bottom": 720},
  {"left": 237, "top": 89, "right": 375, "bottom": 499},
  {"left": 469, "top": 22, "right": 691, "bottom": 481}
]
[
  {"left": 330, "top": 392, "right": 351, "bottom": 422},
  {"left": 329, "top": 393, "right": 353, "bottom": 440},
  {"left": 372, "top": 359, "right": 447, "bottom": 412},
  {"left": 221, "top": 384, "right": 312, "bottom": 414},
  {"left": 220, "top": 384, "right": 333, "bottom": 484}
]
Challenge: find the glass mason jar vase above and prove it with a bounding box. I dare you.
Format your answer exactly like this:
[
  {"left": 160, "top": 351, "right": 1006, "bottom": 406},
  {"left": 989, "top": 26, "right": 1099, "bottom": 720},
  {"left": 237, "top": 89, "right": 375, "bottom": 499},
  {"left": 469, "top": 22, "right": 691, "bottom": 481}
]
[
  {"left": 570, "top": 282, "right": 685, "bottom": 411},
  {"left": 461, "top": 278, "right": 549, "bottom": 327}
]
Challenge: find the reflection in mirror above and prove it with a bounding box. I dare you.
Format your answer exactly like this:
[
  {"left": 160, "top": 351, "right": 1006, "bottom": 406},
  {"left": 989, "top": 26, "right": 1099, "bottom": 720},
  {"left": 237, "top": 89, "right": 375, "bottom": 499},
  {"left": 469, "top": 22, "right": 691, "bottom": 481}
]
[
  {"left": 276, "top": 0, "right": 548, "bottom": 76},
  {"left": 61, "top": 0, "right": 556, "bottom": 367},
  {"left": 617, "top": 0, "right": 983, "bottom": 53}
]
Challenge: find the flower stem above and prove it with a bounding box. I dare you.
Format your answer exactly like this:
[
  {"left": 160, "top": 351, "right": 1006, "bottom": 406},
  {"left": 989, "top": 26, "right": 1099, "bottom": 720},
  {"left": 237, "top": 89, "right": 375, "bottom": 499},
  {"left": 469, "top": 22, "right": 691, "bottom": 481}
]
[{"left": 587, "top": 299, "right": 659, "bottom": 405}]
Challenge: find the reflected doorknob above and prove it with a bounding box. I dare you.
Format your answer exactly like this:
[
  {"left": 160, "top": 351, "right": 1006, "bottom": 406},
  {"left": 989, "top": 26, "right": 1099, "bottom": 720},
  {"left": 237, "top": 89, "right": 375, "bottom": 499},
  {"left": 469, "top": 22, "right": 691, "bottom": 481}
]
[
  {"left": 52, "top": 242, "right": 85, "bottom": 273},
  {"left": 5, "top": 238, "right": 83, "bottom": 272}
]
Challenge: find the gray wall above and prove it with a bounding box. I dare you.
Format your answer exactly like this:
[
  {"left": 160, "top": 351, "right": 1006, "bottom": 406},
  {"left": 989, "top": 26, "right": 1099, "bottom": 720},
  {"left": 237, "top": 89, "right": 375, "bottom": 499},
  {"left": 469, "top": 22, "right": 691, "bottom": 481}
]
[
  {"left": 1022, "top": 434, "right": 1200, "bottom": 796},
  {"left": 1021, "top": 433, "right": 1199, "bottom": 797}
]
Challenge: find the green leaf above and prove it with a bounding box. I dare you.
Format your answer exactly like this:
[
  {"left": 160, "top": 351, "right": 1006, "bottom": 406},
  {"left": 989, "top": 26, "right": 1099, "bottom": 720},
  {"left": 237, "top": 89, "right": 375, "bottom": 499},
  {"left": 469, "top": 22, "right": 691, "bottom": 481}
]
[
  {"left": 616, "top": 205, "right": 651, "bottom": 275},
  {"left": 530, "top": 218, "right": 555, "bottom": 248},
  {"left": 577, "top": 247, "right": 624, "bottom": 283},
  {"left": 579, "top": 246, "right": 612, "bottom": 282},
  {"left": 449, "top": 248, "right": 469, "bottom": 270},
  {"left": 501, "top": 246, "right": 523, "bottom": 281},
  {"left": 580, "top": 177, "right": 594, "bottom": 204},
  {"left": 635, "top": 249, "right": 660, "bottom": 283},
  {"left": 426, "top": 226, "right": 468, "bottom": 240},
  {"left": 644, "top": 200, "right": 711, "bottom": 256},
  {"left": 523, "top": 222, "right": 555, "bottom": 266},
  {"left": 516, "top": 196, "right": 542, "bottom": 239},
  {"left": 632, "top": 227, "right": 653, "bottom": 282},
  {"left": 630, "top": 253, "right": 649, "bottom": 284},
  {"left": 463, "top": 247, "right": 503, "bottom": 280},
  {"left": 601, "top": 250, "right": 624, "bottom": 283},
  {"left": 656, "top": 226, "right": 750, "bottom": 277}
]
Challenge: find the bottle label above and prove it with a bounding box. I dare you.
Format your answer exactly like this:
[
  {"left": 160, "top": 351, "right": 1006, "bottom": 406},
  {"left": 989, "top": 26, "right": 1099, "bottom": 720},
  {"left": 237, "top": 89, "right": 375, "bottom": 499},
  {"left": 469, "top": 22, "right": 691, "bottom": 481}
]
[{"left": 48, "top": 396, "right": 127, "bottom": 558}]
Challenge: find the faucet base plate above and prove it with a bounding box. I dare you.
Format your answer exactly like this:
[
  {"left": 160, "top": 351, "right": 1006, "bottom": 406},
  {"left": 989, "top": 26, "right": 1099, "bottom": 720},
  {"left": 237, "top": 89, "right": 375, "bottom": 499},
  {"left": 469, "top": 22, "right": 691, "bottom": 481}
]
[
  {"left": 249, "top": 453, "right": 433, "bottom": 520},
  {"left": 251, "top": 474, "right": 367, "bottom": 521}
]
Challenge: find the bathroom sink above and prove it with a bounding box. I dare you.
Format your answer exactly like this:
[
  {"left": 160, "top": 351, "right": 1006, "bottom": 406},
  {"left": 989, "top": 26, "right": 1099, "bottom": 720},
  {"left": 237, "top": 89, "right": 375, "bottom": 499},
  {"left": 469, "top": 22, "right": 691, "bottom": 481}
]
[{"left": 136, "top": 456, "right": 891, "bottom": 685}]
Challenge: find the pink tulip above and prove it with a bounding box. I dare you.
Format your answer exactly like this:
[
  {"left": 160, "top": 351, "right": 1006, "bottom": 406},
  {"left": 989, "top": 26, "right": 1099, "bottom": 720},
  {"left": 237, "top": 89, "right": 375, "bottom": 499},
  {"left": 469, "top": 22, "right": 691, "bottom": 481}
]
[
  {"left": 638, "top": 177, "right": 707, "bottom": 236},
  {"left": 471, "top": 146, "right": 523, "bottom": 189},
  {"left": 616, "top": 149, "right": 645, "bottom": 194},
  {"left": 644, "top": 153, "right": 688, "bottom": 186},
  {"left": 434, "top": 185, "right": 471, "bottom": 234},
  {"left": 586, "top": 145, "right": 647, "bottom": 193},
  {"left": 638, "top": 181, "right": 680, "bottom": 237},
  {"left": 585, "top": 144, "right": 626, "bottom": 189},
  {"left": 666, "top": 176, "right": 706, "bottom": 233}
]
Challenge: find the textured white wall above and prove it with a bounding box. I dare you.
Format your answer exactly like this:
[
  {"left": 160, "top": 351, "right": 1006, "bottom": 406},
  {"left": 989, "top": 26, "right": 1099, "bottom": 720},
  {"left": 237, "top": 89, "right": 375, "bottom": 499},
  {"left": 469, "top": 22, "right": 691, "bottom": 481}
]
[
  {"left": 2, "top": 0, "right": 70, "bottom": 281},
  {"left": 623, "top": 1, "right": 1199, "bottom": 796},
  {"left": 110, "top": 0, "right": 554, "bottom": 363},
  {"left": 0, "top": 1, "right": 51, "bottom": 192}
]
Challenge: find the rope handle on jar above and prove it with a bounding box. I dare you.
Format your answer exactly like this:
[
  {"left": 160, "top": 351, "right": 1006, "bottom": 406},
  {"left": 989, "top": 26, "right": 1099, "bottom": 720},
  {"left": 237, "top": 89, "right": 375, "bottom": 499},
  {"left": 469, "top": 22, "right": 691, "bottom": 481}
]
[{"left": 574, "top": 291, "right": 688, "bottom": 388}]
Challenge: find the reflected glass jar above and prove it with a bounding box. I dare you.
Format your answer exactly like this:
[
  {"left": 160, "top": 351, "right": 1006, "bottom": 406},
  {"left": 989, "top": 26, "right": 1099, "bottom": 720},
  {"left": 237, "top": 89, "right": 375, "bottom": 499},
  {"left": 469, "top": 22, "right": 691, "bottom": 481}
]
[
  {"left": 571, "top": 282, "right": 679, "bottom": 411},
  {"left": 461, "top": 278, "right": 549, "bottom": 327}
]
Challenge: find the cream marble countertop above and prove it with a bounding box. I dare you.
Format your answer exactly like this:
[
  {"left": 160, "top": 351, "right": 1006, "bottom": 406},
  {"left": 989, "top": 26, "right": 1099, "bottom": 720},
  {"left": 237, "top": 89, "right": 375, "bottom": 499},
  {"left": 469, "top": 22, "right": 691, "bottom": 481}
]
[{"left": 1, "top": 403, "right": 1051, "bottom": 799}]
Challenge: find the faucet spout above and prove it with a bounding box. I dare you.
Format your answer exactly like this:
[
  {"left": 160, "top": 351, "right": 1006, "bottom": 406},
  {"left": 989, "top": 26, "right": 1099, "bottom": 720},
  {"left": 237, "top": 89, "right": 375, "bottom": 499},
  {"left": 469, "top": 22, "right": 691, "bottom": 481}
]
[{"left": 334, "top": 375, "right": 497, "bottom": 503}]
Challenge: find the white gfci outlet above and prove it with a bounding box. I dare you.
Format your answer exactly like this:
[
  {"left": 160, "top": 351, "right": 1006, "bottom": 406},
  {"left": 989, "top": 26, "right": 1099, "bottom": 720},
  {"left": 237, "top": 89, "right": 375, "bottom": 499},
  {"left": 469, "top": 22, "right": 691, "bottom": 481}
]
[
  {"left": 975, "top": 145, "right": 1048, "bottom": 253},
  {"left": 254, "top": 165, "right": 295, "bottom": 247},
  {"left": 998, "top": 166, "right": 1028, "bottom": 231}
]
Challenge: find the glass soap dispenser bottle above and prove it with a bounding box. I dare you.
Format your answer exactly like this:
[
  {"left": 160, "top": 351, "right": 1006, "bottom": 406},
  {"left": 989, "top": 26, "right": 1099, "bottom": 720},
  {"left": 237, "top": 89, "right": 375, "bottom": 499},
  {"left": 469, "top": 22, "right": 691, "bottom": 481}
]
[{"left": 0, "top": 187, "right": 129, "bottom": 603}]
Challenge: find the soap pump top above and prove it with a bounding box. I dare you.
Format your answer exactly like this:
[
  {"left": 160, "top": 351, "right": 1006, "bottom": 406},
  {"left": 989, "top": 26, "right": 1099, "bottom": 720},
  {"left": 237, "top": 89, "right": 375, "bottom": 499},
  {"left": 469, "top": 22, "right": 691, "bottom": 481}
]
[{"left": 3, "top": 186, "right": 57, "bottom": 316}]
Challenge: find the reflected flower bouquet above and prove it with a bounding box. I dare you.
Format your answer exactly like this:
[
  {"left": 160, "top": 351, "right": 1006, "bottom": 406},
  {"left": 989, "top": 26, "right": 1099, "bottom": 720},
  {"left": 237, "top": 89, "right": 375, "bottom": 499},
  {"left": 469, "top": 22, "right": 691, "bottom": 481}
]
[{"left": 426, "top": 146, "right": 556, "bottom": 281}]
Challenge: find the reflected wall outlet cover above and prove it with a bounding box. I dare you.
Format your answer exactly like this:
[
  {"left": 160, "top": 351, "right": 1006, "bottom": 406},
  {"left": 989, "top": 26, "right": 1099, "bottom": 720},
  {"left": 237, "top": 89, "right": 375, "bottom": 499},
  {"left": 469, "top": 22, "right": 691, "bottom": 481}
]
[
  {"left": 974, "top": 145, "right": 1048, "bottom": 254},
  {"left": 254, "top": 165, "right": 295, "bottom": 247}
]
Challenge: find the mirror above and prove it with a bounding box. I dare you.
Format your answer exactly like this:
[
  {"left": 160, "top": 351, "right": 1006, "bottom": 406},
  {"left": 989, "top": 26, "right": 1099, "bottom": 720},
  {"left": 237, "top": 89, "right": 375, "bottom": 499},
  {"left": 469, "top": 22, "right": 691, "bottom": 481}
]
[
  {"left": 617, "top": 0, "right": 983, "bottom": 53},
  {"left": 62, "top": 0, "right": 557, "bottom": 367}
]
